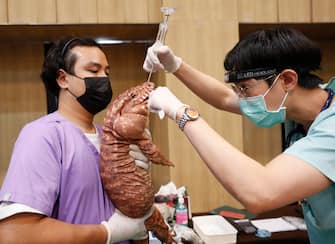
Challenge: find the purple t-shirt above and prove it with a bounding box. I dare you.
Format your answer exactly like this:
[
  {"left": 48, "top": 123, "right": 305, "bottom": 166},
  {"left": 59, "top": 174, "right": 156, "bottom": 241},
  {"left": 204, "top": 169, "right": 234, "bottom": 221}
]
[{"left": 0, "top": 112, "right": 129, "bottom": 243}]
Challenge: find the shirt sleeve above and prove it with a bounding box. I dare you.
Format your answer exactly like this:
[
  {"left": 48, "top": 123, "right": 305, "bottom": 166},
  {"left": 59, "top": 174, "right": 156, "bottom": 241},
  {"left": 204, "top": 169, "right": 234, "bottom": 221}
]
[
  {"left": 284, "top": 113, "right": 335, "bottom": 183},
  {"left": 0, "top": 122, "right": 62, "bottom": 216},
  {"left": 0, "top": 202, "right": 45, "bottom": 220}
]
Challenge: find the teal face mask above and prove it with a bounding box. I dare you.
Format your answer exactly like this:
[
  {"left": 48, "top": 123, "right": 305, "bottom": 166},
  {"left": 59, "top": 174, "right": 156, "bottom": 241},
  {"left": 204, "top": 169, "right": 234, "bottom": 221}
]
[{"left": 238, "top": 75, "right": 288, "bottom": 128}]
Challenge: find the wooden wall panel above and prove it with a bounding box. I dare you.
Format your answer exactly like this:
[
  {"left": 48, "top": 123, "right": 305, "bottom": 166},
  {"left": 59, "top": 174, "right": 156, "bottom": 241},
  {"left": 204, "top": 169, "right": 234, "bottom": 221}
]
[
  {"left": 148, "top": 0, "right": 163, "bottom": 23},
  {"left": 238, "top": 0, "right": 278, "bottom": 23},
  {"left": 0, "top": 24, "right": 158, "bottom": 44},
  {"left": 163, "top": 0, "right": 237, "bottom": 22},
  {"left": 124, "top": 0, "right": 149, "bottom": 23},
  {"left": 98, "top": 0, "right": 148, "bottom": 23},
  {"left": 0, "top": 0, "right": 7, "bottom": 23},
  {"left": 0, "top": 43, "right": 46, "bottom": 185},
  {"left": 38, "top": 0, "right": 57, "bottom": 23},
  {"left": 97, "top": 0, "right": 124, "bottom": 23},
  {"left": 57, "top": 0, "right": 97, "bottom": 23},
  {"left": 166, "top": 21, "right": 243, "bottom": 212},
  {"left": 279, "top": 0, "right": 311, "bottom": 23},
  {"left": 160, "top": 0, "right": 244, "bottom": 212},
  {"left": 312, "top": 0, "right": 335, "bottom": 23},
  {"left": 243, "top": 121, "right": 282, "bottom": 164},
  {"left": 8, "top": 0, "right": 56, "bottom": 24}
]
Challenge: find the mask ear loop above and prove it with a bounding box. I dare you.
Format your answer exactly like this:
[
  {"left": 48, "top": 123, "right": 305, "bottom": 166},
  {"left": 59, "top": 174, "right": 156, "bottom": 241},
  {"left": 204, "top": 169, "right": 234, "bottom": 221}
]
[
  {"left": 263, "top": 74, "right": 280, "bottom": 97},
  {"left": 66, "top": 87, "right": 78, "bottom": 99},
  {"left": 62, "top": 70, "right": 82, "bottom": 99},
  {"left": 263, "top": 73, "right": 289, "bottom": 111},
  {"left": 279, "top": 91, "right": 289, "bottom": 108}
]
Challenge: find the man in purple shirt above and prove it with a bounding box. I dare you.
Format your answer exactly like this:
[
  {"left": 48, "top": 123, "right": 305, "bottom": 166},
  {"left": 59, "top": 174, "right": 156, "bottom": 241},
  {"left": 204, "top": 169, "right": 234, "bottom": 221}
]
[{"left": 0, "top": 37, "right": 152, "bottom": 243}]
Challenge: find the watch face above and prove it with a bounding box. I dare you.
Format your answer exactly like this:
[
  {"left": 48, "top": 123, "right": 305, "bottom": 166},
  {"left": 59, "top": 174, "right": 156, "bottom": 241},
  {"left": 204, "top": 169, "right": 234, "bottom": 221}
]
[{"left": 186, "top": 107, "right": 200, "bottom": 120}]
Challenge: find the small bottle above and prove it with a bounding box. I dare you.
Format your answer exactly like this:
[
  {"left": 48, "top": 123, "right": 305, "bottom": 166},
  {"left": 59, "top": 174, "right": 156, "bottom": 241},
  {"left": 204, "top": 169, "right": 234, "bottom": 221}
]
[{"left": 175, "top": 194, "right": 188, "bottom": 226}]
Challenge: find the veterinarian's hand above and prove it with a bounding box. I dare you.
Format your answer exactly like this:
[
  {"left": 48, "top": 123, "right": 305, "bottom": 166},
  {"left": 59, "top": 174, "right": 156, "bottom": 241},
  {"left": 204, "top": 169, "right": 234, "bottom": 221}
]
[
  {"left": 101, "top": 208, "right": 153, "bottom": 243},
  {"left": 143, "top": 41, "right": 182, "bottom": 73},
  {"left": 148, "top": 86, "right": 187, "bottom": 120}
]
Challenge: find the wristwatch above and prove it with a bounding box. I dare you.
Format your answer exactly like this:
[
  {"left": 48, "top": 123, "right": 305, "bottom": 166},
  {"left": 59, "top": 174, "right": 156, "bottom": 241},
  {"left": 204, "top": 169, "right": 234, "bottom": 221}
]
[{"left": 178, "top": 107, "right": 200, "bottom": 131}]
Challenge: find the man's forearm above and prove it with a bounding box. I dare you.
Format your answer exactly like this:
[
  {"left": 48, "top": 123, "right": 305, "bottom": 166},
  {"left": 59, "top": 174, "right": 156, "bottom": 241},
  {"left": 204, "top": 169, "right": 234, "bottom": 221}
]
[
  {"left": 0, "top": 213, "right": 107, "bottom": 244},
  {"left": 175, "top": 62, "right": 240, "bottom": 113}
]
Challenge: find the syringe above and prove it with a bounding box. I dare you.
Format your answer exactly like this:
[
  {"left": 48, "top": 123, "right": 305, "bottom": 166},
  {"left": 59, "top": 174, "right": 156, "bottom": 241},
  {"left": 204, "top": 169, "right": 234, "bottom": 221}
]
[
  {"left": 156, "top": 7, "right": 176, "bottom": 44},
  {"left": 146, "top": 7, "right": 176, "bottom": 83}
]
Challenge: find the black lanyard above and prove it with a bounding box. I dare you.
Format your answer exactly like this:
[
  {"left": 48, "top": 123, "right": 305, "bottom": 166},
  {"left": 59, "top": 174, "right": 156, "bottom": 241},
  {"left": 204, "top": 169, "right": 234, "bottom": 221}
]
[{"left": 321, "top": 88, "right": 334, "bottom": 112}]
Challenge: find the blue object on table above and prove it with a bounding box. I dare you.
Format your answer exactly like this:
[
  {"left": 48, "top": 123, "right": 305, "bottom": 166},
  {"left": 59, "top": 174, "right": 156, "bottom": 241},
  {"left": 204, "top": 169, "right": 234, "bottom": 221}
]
[{"left": 255, "top": 229, "right": 272, "bottom": 238}]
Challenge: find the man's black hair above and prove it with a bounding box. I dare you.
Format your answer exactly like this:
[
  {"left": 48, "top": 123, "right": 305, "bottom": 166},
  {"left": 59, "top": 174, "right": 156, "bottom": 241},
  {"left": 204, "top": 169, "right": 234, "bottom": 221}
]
[
  {"left": 40, "top": 36, "right": 102, "bottom": 97},
  {"left": 224, "top": 27, "right": 323, "bottom": 88}
]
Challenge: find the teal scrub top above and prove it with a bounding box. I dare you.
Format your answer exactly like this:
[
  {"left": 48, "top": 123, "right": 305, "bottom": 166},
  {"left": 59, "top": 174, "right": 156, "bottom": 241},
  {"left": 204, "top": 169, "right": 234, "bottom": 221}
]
[{"left": 284, "top": 78, "right": 335, "bottom": 244}]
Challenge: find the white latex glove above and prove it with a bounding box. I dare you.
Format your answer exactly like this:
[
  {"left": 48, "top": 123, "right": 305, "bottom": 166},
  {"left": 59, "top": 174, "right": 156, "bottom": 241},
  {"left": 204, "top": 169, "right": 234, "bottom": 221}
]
[
  {"left": 101, "top": 208, "right": 153, "bottom": 244},
  {"left": 173, "top": 224, "right": 205, "bottom": 244},
  {"left": 148, "top": 86, "right": 187, "bottom": 120},
  {"left": 129, "top": 129, "right": 152, "bottom": 170},
  {"left": 143, "top": 41, "right": 182, "bottom": 73},
  {"left": 129, "top": 144, "right": 150, "bottom": 170}
]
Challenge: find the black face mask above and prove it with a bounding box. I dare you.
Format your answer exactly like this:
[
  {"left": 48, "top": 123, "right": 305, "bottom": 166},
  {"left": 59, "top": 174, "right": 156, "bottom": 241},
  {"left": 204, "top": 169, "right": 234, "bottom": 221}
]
[{"left": 69, "top": 76, "right": 113, "bottom": 115}]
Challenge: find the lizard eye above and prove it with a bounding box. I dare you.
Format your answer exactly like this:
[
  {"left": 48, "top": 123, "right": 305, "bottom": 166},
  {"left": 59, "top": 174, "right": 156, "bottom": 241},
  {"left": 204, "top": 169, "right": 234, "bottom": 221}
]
[{"left": 131, "top": 93, "right": 137, "bottom": 99}]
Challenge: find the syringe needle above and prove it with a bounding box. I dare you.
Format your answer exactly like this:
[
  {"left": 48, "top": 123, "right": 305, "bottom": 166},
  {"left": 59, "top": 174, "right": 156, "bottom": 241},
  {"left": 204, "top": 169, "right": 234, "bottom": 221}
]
[{"left": 146, "top": 69, "right": 153, "bottom": 83}]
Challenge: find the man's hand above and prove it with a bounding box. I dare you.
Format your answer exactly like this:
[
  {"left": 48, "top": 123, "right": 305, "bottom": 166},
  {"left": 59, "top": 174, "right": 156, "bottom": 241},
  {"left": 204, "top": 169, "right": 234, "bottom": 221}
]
[
  {"left": 129, "top": 128, "right": 152, "bottom": 170},
  {"left": 148, "top": 86, "right": 187, "bottom": 120},
  {"left": 101, "top": 208, "right": 153, "bottom": 244},
  {"left": 129, "top": 144, "right": 151, "bottom": 171},
  {"left": 143, "top": 41, "right": 182, "bottom": 73}
]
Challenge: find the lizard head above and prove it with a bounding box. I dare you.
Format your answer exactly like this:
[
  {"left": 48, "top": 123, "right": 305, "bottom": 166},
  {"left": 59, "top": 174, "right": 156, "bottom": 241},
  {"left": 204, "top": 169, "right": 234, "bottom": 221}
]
[{"left": 103, "top": 82, "right": 154, "bottom": 139}]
